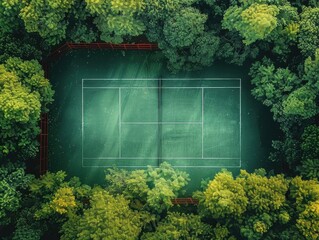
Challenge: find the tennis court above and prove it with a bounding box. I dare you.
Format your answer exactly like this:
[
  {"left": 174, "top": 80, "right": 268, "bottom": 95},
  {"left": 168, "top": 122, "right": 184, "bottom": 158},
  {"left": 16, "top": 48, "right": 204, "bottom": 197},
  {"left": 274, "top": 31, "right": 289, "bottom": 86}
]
[
  {"left": 48, "top": 50, "right": 279, "bottom": 190},
  {"left": 82, "top": 78, "right": 241, "bottom": 168}
]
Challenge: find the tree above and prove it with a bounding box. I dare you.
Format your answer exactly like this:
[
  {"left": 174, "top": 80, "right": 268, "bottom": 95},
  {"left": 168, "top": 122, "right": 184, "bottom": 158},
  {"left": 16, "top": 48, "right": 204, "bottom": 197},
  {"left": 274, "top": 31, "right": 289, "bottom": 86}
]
[
  {"left": 299, "top": 125, "right": 319, "bottom": 179},
  {"left": 222, "top": 1, "right": 299, "bottom": 59},
  {"left": 85, "top": 0, "right": 145, "bottom": 43},
  {"left": 29, "top": 171, "right": 91, "bottom": 221},
  {"left": 105, "top": 162, "right": 190, "bottom": 213},
  {"left": 202, "top": 170, "right": 248, "bottom": 219},
  {"left": 195, "top": 169, "right": 318, "bottom": 240},
  {"left": 20, "top": 0, "right": 75, "bottom": 45},
  {"left": 0, "top": 162, "right": 33, "bottom": 226},
  {"left": 0, "top": 58, "right": 54, "bottom": 158},
  {"left": 290, "top": 176, "right": 319, "bottom": 240},
  {"left": 61, "top": 187, "right": 150, "bottom": 240},
  {"left": 223, "top": 4, "right": 280, "bottom": 45},
  {"left": 282, "top": 85, "right": 318, "bottom": 119},
  {"left": 298, "top": 7, "right": 319, "bottom": 57},
  {"left": 0, "top": 0, "right": 22, "bottom": 36},
  {"left": 304, "top": 48, "right": 319, "bottom": 90},
  {"left": 141, "top": 212, "right": 213, "bottom": 240},
  {"left": 66, "top": 0, "right": 98, "bottom": 43},
  {"left": 249, "top": 59, "right": 301, "bottom": 121},
  {"left": 163, "top": 7, "right": 207, "bottom": 48}
]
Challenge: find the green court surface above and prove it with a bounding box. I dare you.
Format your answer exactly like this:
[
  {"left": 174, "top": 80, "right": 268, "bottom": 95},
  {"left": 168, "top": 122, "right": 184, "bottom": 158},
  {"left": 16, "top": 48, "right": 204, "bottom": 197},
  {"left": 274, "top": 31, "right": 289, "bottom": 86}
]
[{"left": 48, "top": 50, "right": 279, "bottom": 192}]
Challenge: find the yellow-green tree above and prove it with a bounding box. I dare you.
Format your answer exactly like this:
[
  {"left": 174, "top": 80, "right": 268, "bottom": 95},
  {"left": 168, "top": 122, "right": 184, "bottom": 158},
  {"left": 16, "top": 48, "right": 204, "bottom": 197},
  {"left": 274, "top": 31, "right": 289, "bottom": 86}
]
[
  {"left": 20, "top": 0, "right": 75, "bottom": 45},
  {"left": 85, "top": 0, "right": 145, "bottom": 43},
  {"left": 61, "top": 187, "right": 150, "bottom": 240},
  {"left": 0, "top": 58, "right": 54, "bottom": 158},
  {"left": 105, "top": 162, "right": 190, "bottom": 213}
]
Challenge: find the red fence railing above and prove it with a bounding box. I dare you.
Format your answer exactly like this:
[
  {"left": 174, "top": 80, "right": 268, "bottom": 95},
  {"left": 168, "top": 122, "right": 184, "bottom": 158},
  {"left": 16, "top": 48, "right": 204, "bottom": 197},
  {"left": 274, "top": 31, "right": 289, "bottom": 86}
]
[
  {"left": 171, "top": 198, "right": 199, "bottom": 205},
  {"left": 39, "top": 113, "right": 48, "bottom": 175},
  {"left": 46, "top": 42, "right": 158, "bottom": 62}
]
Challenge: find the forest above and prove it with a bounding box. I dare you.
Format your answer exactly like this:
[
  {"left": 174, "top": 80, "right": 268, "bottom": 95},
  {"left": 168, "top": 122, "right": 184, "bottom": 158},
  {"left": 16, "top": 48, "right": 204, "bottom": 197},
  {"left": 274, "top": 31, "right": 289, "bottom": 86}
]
[{"left": 0, "top": 0, "right": 319, "bottom": 239}]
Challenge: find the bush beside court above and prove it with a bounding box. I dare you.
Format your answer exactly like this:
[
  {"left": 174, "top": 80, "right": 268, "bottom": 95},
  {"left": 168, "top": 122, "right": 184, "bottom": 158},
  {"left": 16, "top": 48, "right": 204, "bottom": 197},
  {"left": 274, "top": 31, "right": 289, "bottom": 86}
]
[{"left": 0, "top": 0, "right": 319, "bottom": 239}]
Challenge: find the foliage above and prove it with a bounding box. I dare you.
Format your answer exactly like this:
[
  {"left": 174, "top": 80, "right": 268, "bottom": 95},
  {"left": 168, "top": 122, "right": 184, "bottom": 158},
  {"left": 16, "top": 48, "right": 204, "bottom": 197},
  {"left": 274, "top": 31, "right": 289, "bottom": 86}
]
[
  {"left": 222, "top": 1, "right": 299, "bottom": 59},
  {"left": 203, "top": 170, "right": 248, "bottom": 219},
  {"left": 85, "top": 0, "right": 145, "bottom": 43},
  {"left": 290, "top": 176, "right": 319, "bottom": 239},
  {"left": 61, "top": 187, "right": 149, "bottom": 240},
  {"left": 304, "top": 48, "right": 319, "bottom": 89},
  {"left": 188, "top": 31, "right": 220, "bottom": 67},
  {"left": 0, "top": 58, "right": 53, "bottom": 158},
  {"left": 237, "top": 170, "right": 288, "bottom": 213},
  {"left": 196, "top": 169, "right": 319, "bottom": 239},
  {"left": 299, "top": 125, "right": 319, "bottom": 179},
  {"left": 29, "top": 171, "right": 90, "bottom": 220},
  {"left": 269, "top": 132, "right": 302, "bottom": 172},
  {"left": 141, "top": 212, "right": 213, "bottom": 240},
  {"left": 66, "top": 0, "right": 98, "bottom": 43},
  {"left": 0, "top": 162, "right": 33, "bottom": 226},
  {"left": 105, "top": 162, "right": 190, "bottom": 213},
  {"left": 142, "top": 0, "right": 223, "bottom": 72},
  {"left": 296, "top": 200, "right": 319, "bottom": 239},
  {"left": 0, "top": 0, "right": 22, "bottom": 35},
  {"left": 163, "top": 7, "right": 207, "bottom": 48},
  {"left": 223, "top": 4, "right": 279, "bottom": 45},
  {"left": 20, "top": 0, "right": 75, "bottom": 45},
  {"left": 12, "top": 208, "right": 42, "bottom": 240},
  {"left": 282, "top": 85, "right": 318, "bottom": 119},
  {"left": 298, "top": 7, "right": 319, "bottom": 56},
  {"left": 0, "top": 33, "right": 43, "bottom": 63},
  {"left": 249, "top": 59, "right": 300, "bottom": 121}
]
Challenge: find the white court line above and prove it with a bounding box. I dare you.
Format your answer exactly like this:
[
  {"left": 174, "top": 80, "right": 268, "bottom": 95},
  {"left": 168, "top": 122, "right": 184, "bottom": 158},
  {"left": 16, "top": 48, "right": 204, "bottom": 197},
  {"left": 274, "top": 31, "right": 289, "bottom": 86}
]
[
  {"left": 83, "top": 78, "right": 241, "bottom": 81},
  {"left": 119, "top": 88, "right": 121, "bottom": 158},
  {"left": 202, "top": 88, "right": 204, "bottom": 158},
  {"left": 83, "top": 157, "right": 240, "bottom": 159},
  {"left": 81, "top": 79, "right": 84, "bottom": 168},
  {"left": 81, "top": 78, "right": 242, "bottom": 168},
  {"left": 82, "top": 165, "right": 242, "bottom": 168},
  {"left": 240, "top": 78, "right": 242, "bottom": 168},
  {"left": 83, "top": 87, "right": 240, "bottom": 89},
  {"left": 121, "top": 122, "right": 202, "bottom": 125}
]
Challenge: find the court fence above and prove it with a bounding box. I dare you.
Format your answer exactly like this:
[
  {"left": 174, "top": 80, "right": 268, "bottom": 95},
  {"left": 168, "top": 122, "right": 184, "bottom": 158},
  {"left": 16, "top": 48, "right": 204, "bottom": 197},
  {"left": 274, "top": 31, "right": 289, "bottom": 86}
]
[
  {"left": 40, "top": 42, "right": 199, "bottom": 205},
  {"left": 46, "top": 42, "right": 159, "bottom": 64}
]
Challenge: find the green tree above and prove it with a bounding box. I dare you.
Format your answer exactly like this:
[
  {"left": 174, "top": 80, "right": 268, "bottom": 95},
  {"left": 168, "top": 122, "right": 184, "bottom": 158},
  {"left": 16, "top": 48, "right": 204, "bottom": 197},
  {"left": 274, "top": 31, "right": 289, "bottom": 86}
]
[
  {"left": 20, "top": 0, "right": 75, "bottom": 45},
  {"left": 299, "top": 125, "right": 319, "bottom": 179},
  {"left": 0, "top": 33, "right": 43, "bottom": 63},
  {"left": 61, "top": 187, "right": 150, "bottom": 240},
  {"left": 0, "top": 162, "right": 33, "bottom": 226},
  {"left": 290, "top": 176, "right": 319, "bottom": 240},
  {"left": 222, "top": 1, "right": 299, "bottom": 58},
  {"left": 196, "top": 169, "right": 310, "bottom": 239},
  {"left": 0, "top": 0, "right": 22, "bottom": 36},
  {"left": 298, "top": 7, "right": 319, "bottom": 57},
  {"left": 29, "top": 171, "right": 91, "bottom": 220},
  {"left": 142, "top": 1, "right": 223, "bottom": 72},
  {"left": 282, "top": 85, "right": 318, "bottom": 119},
  {"left": 105, "top": 162, "right": 190, "bottom": 213},
  {"left": 223, "top": 4, "right": 280, "bottom": 45},
  {"left": 85, "top": 0, "right": 145, "bottom": 43},
  {"left": 249, "top": 59, "right": 301, "bottom": 121},
  {"left": 202, "top": 170, "right": 248, "bottom": 219},
  {"left": 163, "top": 7, "right": 207, "bottom": 48},
  {"left": 0, "top": 58, "right": 54, "bottom": 158},
  {"left": 141, "top": 212, "right": 213, "bottom": 240},
  {"left": 66, "top": 0, "right": 98, "bottom": 43}
]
